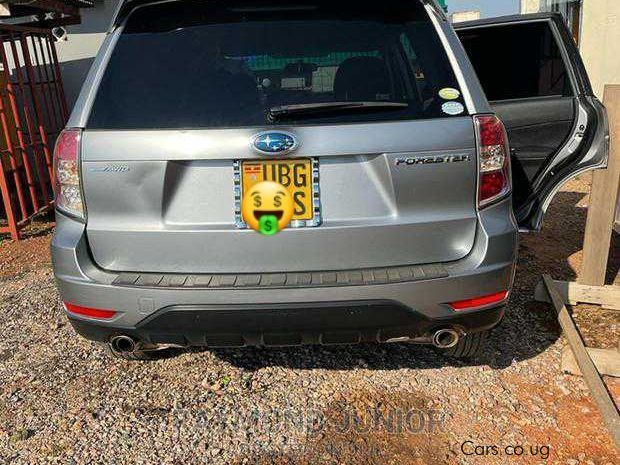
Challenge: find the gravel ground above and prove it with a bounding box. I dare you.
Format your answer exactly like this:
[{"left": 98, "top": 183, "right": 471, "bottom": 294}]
[{"left": 0, "top": 175, "right": 619, "bottom": 464}]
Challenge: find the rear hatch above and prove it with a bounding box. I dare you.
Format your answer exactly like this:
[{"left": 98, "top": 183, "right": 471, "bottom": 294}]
[{"left": 79, "top": 0, "right": 479, "bottom": 274}]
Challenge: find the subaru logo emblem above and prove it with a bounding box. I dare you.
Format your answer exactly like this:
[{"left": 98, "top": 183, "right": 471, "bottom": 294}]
[{"left": 251, "top": 131, "right": 298, "bottom": 155}]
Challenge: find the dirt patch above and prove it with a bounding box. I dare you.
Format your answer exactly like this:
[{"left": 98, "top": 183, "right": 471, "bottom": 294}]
[
  {"left": 319, "top": 391, "right": 442, "bottom": 460},
  {"left": 500, "top": 373, "right": 619, "bottom": 464},
  {"left": 519, "top": 173, "right": 592, "bottom": 283},
  {"left": 572, "top": 306, "right": 620, "bottom": 350},
  {"left": 0, "top": 221, "right": 53, "bottom": 281},
  {"left": 272, "top": 390, "right": 449, "bottom": 465}
]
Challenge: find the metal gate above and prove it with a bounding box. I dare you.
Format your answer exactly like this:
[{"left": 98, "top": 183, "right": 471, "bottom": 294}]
[{"left": 0, "top": 24, "right": 68, "bottom": 240}]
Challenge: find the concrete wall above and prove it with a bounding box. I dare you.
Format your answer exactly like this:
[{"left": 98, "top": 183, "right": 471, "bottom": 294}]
[
  {"left": 448, "top": 0, "right": 519, "bottom": 18},
  {"left": 521, "top": 0, "right": 541, "bottom": 14},
  {"left": 579, "top": 0, "right": 620, "bottom": 99},
  {"left": 451, "top": 10, "right": 481, "bottom": 23},
  {"left": 55, "top": 0, "right": 121, "bottom": 108}
]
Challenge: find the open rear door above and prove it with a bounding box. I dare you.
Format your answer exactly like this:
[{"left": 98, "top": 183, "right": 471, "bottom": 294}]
[{"left": 455, "top": 13, "right": 609, "bottom": 231}]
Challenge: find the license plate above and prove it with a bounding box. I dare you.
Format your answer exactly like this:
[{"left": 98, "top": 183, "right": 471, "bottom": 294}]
[{"left": 235, "top": 158, "right": 320, "bottom": 228}]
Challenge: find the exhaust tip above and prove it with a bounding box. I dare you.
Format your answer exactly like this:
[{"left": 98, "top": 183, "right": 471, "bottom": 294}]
[
  {"left": 110, "top": 335, "right": 137, "bottom": 354},
  {"left": 432, "top": 328, "right": 459, "bottom": 349}
]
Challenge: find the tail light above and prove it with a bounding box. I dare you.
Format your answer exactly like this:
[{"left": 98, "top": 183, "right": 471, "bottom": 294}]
[
  {"left": 53, "top": 129, "right": 85, "bottom": 220},
  {"left": 474, "top": 115, "right": 511, "bottom": 207}
]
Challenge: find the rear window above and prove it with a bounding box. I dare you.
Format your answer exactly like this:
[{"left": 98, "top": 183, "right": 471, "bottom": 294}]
[{"left": 88, "top": 0, "right": 465, "bottom": 129}]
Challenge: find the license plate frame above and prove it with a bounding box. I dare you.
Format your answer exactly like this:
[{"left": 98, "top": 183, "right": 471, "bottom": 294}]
[{"left": 234, "top": 158, "right": 321, "bottom": 229}]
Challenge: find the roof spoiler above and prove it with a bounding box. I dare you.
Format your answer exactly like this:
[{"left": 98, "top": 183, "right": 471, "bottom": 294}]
[
  {"left": 109, "top": 0, "right": 150, "bottom": 31},
  {"left": 109, "top": 0, "right": 448, "bottom": 31}
]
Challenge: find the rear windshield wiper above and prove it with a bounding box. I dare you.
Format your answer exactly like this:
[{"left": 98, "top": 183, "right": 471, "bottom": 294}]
[{"left": 267, "top": 101, "right": 409, "bottom": 121}]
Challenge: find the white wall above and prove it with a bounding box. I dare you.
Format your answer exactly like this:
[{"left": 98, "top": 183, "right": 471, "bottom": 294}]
[
  {"left": 579, "top": 0, "right": 620, "bottom": 98},
  {"left": 520, "top": 0, "right": 541, "bottom": 14},
  {"left": 55, "top": 0, "right": 121, "bottom": 107},
  {"left": 451, "top": 10, "right": 481, "bottom": 23},
  {"left": 448, "top": 0, "right": 519, "bottom": 18}
]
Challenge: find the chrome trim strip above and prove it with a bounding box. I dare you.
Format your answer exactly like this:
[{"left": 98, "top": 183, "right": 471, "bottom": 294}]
[{"left": 233, "top": 159, "right": 244, "bottom": 228}]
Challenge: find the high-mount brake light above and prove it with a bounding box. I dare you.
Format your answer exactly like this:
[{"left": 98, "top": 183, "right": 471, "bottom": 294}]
[
  {"left": 53, "top": 129, "right": 85, "bottom": 220},
  {"left": 474, "top": 115, "right": 511, "bottom": 207}
]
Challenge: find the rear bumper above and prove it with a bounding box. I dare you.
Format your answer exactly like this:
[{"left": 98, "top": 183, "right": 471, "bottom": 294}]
[
  {"left": 70, "top": 301, "right": 505, "bottom": 347},
  {"left": 52, "top": 198, "right": 518, "bottom": 346}
]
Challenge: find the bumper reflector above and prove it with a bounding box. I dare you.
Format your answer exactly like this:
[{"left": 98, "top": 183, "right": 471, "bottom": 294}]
[
  {"left": 64, "top": 302, "right": 117, "bottom": 319},
  {"left": 448, "top": 291, "right": 508, "bottom": 311}
]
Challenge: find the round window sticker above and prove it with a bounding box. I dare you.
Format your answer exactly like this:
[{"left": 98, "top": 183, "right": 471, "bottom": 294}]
[
  {"left": 442, "top": 101, "right": 465, "bottom": 116},
  {"left": 439, "top": 87, "right": 461, "bottom": 100}
]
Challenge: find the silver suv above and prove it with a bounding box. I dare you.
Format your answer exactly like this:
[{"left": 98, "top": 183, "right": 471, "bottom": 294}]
[{"left": 51, "top": 0, "right": 608, "bottom": 360}]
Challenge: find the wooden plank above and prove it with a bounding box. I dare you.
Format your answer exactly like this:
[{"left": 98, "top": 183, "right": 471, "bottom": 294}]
[
  {"left": 581, "top": 85, "right": 620, "bottom": 286},
  {"left": 562, "top": 346, "right": 620, "bottom": 378},
  {"left": 616, "top": 175, "right": 620, "bottom": 233},
  {"left": 542, "top": 275, "right": 620, "bottom": 449},
  {"left": 534, "top": 279, "right": 620, "bottom": 311}
]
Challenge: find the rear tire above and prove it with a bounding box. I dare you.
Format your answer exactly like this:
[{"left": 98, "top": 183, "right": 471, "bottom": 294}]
[{"left": 441, "top": 330, "right": 489, "bottom": 359}]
